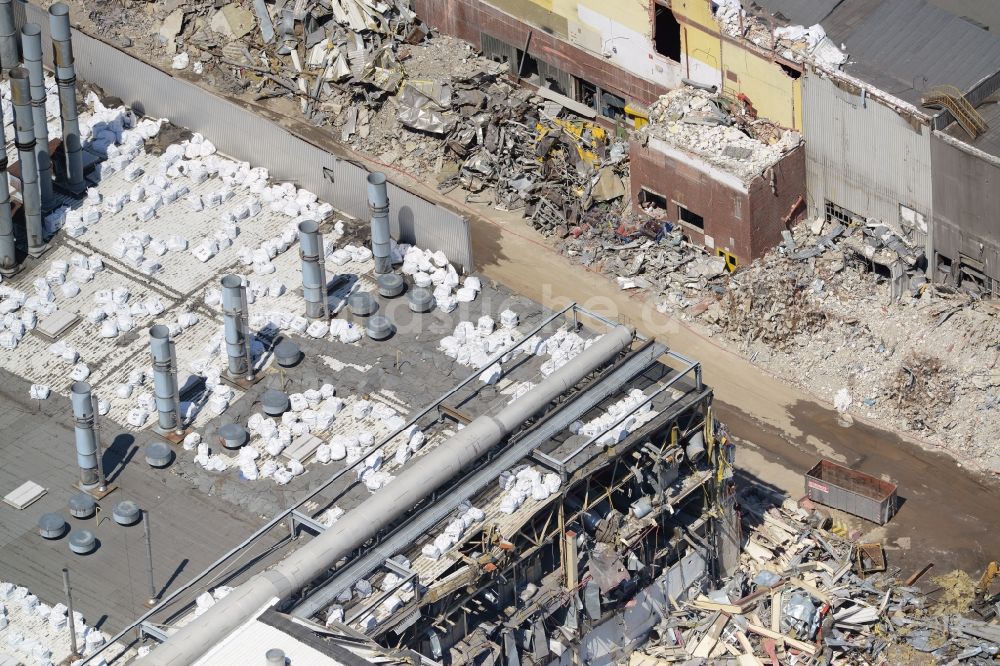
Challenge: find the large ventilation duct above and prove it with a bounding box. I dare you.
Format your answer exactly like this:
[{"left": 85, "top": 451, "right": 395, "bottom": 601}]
[
  {"left": 142, "top": 325, "right": 634, "bottom": 665},
  {"left": 0, "top": 0, "right": 18, "bottom": 72},
  {"left": 71, "top": 381, "right": 99, "bottom": 488},
  {"left": 297, "top": 220, "right": 328, "bottom": 319},
  {"left": 149, "top": 325, "right": 184, "bottom": 436},
  {"left": 0, "top": 96, "right": 15, "bottom": 276},
  {"left": 221, "top": 274, "right": 254, "bottom": 382},
  {"left": 367, "top": 172, "right": 391, "bottom": 275},
  {"left": 49, "top": 3, "right": 85, "bottom": 194},
  {"left": 11, "top": 68, "right": 45, "bottom": 258},
  {"left": 20, "top": 23, "right": 54, "bottom": 210}
]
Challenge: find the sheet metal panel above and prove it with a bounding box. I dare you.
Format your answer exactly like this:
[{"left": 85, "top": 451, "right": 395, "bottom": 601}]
[
  {"left": 803, "top": 71, "right": 933, "bottom": 254},
  {"left": 19, "top": 4, "right": 474, "bottom": 271}
]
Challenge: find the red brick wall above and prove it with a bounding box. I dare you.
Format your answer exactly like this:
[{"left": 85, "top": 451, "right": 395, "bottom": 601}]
[
  {"left": 629, "top": 139, "right": 806, "bottom": 264},
  {"left": 412, "top": 0, "right": 669, "bottom": 106}
]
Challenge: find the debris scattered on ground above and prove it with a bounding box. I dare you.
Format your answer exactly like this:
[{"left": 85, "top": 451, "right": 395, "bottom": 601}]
[{"left": 634, "top": 488, "right": 1000, "bottom": 664}]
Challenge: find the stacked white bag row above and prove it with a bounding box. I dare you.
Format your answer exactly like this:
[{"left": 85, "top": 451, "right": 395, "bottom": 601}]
[
  {"left": 0, "top": 580, "right": 107, "bottom": 663},
  {"left": 438, "top": 310, "right": 526, "bottom": 384},
  {"left": 572, "top": 388, "right": 658, "bottom": 446},
  {"left": 539, "top": 328, "right": 597, "bottom": 377},
  {"left": 325, "top": 555, "right": 415, "bottom": 631},
  {"left": 497, "top": 466, "right": 562, "bottom": 515},
  {"left": 400, "top": 245, "right": 480, "bottom": 312},
  {"left": 192, "top": 586, "right": 234, "bottom": 618},
  {"left": 420, "top": 500, "right": 487, "bottom": 561}
]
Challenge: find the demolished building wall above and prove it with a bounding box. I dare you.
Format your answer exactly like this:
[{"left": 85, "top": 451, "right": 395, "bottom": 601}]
[
  {"left": 719, "top": 37, "right": 804, "bottom": 130},
  {"left": 630, "top": 138, "right": 805, "bottom": 263},
  {"left": 412, "top": 0, "right": 681, "bottom": 108},
  {"left": 802, "top": 69, "right": 934, "bottom": 263},
  {"left": 931, "top": 131, "right": 1000, "bottom": 287}
]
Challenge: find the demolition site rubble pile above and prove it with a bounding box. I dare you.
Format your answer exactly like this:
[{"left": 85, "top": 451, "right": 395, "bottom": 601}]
[
  {"left": 72, "top": 0, "right": 630, "bottom": 226},
  {"left": 697, "top": 219, "right": 1000, "bottom": 471},
  {"left": 632, "top": 489, "right": 1000, "bottom": 665}
]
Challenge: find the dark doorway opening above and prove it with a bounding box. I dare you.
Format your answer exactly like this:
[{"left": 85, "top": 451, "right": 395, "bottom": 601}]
[{"left": 654, "top": 6, "right": 682, "bottom": 62}]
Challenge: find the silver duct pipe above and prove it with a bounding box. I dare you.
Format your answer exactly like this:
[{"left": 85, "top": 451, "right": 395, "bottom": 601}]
[
  {"left": 71, "top": 381, "right": 99, "bottom": 488},
  {"left": 0, "top": 97, "right": 15, "bottom": 276},
  {"left": 49, "top": 2, "right": 85, "bottom": 193},
  {"left": 221, "top": 274, "right": 254, "bottom": 381},
  {"left": 142, "top": 325, "right": 634, "bottom": 666},
  {"left": 149, "top": 325, "right": 183, "bottom": 436},
  {"left": 0, "top": 0, "right": 17, "bottom": 71},
  {"left": 297, "top": 220, "right": 328, "bottom": 319},
  {"left": 11, "top": 68, "right": 45, "bottom": 258},
  {"left": 21, "top": 23, "right": 55, "bottom": 211},
  {"left": 367, "top": 172, "right": 391, "bottom": 275}
]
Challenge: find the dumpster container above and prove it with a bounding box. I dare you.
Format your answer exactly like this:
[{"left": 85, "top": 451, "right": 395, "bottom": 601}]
[{"left": 804, "top": 460, "right": 898, "bottom": 525}]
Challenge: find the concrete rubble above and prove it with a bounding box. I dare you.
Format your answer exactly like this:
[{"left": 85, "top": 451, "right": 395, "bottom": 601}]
[{"left": 632, "top": 488, "right": 1000, "bottom": 665}]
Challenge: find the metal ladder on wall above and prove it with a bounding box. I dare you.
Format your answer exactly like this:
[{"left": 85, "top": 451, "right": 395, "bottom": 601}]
[{"left": 922, "top": 85, "right": 988, "bottom": 139}]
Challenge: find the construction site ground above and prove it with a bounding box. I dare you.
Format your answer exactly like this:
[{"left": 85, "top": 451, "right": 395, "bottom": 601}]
[{"left": 48, "top": 2, "right": 1000, "bottom": 582}]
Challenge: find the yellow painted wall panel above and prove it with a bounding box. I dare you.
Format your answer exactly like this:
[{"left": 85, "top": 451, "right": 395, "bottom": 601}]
[
  {"left": 720, "top": 39, "right": 800, "bottom": 129},
  {"left": 551, "top": 0, "right": 651, "bottom": 37},
  {"left": 672, "top": 0, "right": 716, "bottom": 27},
  {"left": 683, "top": 22, "right": 721, "bottom": 72}
]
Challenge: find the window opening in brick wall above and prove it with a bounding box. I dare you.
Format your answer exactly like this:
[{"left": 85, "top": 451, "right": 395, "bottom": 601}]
[
  {"left": 639, "top": 188, "right": 668, "bottom": 213},
  {"left": 654, "top": 5, "right": 682, "bottom": 62},
  {"left": 824, "top": 200, "right": 862, "bottom": 225},
  {"left": 676, "top": 202, "right": 705, "bottom": 230}
]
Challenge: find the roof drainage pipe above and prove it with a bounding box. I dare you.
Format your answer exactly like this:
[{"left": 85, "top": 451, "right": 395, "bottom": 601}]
[
  {"left": 11, "top": 67, "right": 46, "bottom": 258},
  {"left": 367, "top": 172, "right": 392, "bottom": 275},
  {"left": 141, "top": 325, "right": 634, "bottom": 666},
  {"left": 21, "top": 23, "right": 55, "bottom": 211},
  {"left": 0, "top": 96, "right": 15, "bottom": 276},
  {"left": 49, "top": 3, "right": 85, "bottom": 194}
]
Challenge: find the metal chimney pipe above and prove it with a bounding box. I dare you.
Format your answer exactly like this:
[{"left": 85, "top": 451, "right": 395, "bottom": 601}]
[
  {"left": 11, "top": 68, "right": 45, "bottom": 258},
  {"left": 221, "top": 275, "right": 254, "bottom": 381},
  {"left": 49, "top": 3, "right": 85, "bottom": 193},
  {"left": 0, "top": 98, "right": 16, "bottom": 276},
  {"left": 70, "top": 381, "right": 99, "bottom": 488},
  {"left": 149, "top": 325, "right": 184, "bottom": 436},
  {"left": 265, "top": 649, "right": 286, "bottom": 666},
  {"left": 366, "top": 172, "right": 392, "bottom": 274},
  {"left": 297, "top": 220, "right": 328, "bottom": 319},
  {"left": 141, "top": 326, "right": 634, "bottom": 666},
  {"left": 0, "top": 0, "right": 18, "bottom": 72},
  {"left": 21, "top": 23, "right": 54, "bottom": 211}
]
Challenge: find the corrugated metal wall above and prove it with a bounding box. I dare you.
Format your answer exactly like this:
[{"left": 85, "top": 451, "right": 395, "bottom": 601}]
[
  {"left": 802, "top": 71, "right": 933, "bottom": 252},
  {"left": 18, "top": 3, "right": 474, "bottom": 271}
]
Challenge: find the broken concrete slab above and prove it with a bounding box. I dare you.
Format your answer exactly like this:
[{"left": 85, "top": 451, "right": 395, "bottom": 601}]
[
  {"left": 157, "top": 9, "right": 185, "bottom": 50},
  {"left": 210, "top": 3, "right": 256, "bottom": 41}
]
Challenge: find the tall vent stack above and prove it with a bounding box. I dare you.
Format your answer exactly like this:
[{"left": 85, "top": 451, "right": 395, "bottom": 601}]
[
  {"left": 367, "top": 172, "right": 392, "bottom": 275},
  {"left": 71, "top": 381, "right": 99, "bottom": 488},
  {"left": 297, "top": 220, "right": 328, "bottom": 319},
  {"left": 0, "top": 97, "right": 15, "bottom": 276},
  {"left": 49, "top": 3, "right": 85, "bottom": 193},
  {"left": 21, "top": 23, "right": 54, "bottom": 210},
  {"left": 0, "top": 0, "right": 18, "bottom": 72},
  {"left": 11, "top": 68, "right": 45, "bottom": 258},
  {"left": 149, "top": 325, "right": 184, "bottom": 436},
  {"left": 221, "top": 274, "right": 254, "bottom": 381}
]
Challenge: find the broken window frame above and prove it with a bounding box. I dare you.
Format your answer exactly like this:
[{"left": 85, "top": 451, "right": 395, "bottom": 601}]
[
  {"left": 675, "top": 201, "right": 705, "bottom": 231},
  {"left": 824, "top": 200, "right": 863, "bottom": 226},
  {"left": 573, "top": 76, "right": 628, "bottom": 121},
  {"left": 639, "top": 187, "right": 668, "bottom": 212}
]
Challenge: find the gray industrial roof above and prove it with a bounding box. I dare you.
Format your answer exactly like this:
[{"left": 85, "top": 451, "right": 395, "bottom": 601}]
[
  {"left": 835, "top": 0, "right": 1000, "bottom": 105},
  {"left": 750, "top": 0, "right": 1000, "bottom": 107}
]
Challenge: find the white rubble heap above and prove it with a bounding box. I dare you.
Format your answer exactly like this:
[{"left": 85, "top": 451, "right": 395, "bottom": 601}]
[
  {"left": 712, "top": 0, "right": 848, "bottom": 68},
  {"left": 640, "top": 86, "right": 803, "bottom": 183},
  {"left": 401, "top": 246, "right": 480, "bottom": 312},
  {"left": 497, "top": 465, "right": 562, "bottom": 515},
  {"left": 0, "top": 579, "right": 121, "bottom": 666}
]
